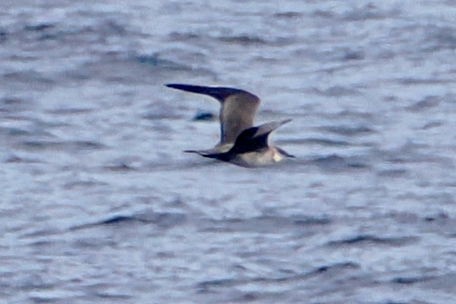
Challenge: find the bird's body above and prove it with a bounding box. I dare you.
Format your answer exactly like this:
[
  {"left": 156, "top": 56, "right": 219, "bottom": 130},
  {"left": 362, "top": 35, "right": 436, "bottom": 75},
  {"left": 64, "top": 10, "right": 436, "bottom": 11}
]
[
  {"left": 218, "top": 147, "right": 285, "bottom": 168},
  {"left": 193, "top": 119, "right": 294, "bottom": 167},
  {"left": 166, "top": 83, "right": 293, "bottom": 167}
]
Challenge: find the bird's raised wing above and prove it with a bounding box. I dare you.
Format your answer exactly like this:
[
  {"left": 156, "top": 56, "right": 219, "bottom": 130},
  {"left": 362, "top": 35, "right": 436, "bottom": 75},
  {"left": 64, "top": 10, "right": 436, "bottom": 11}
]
[
  {"left": 166, "top": 84, "right": 260, "bottom": 146},
  {"left": 231, "top": 119, "right": 292, "bottom": 154}
]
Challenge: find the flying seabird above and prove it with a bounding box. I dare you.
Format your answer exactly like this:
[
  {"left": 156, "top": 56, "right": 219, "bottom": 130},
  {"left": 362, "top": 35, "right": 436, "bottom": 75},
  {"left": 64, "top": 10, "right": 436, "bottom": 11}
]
[
  {"left": 166, "top": 83, "right": 294, "bottom": 167},
  {"left": 190, "top": 119, "right": 294, "bottom": 167}
]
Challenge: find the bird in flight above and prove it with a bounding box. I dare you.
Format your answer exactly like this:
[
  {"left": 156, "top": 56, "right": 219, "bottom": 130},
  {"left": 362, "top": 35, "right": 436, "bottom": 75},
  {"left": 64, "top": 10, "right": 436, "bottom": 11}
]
[{"left": 166, "top": 83, "right": 294, "bottom": 167}]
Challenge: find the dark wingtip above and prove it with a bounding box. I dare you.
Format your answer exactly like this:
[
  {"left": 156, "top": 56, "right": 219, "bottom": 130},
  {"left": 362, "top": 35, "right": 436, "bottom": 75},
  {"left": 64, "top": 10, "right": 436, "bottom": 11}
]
[
  {"left": 165, "top": 83, "right": 256, "bottom": 102},
  {"left": 166, "top": 83, "right": 186, "bottom": 89},
  {"left": 165, "top": 83, "right": 218, "bottom": 96},
  {"left": 183, "top": 149, "right": 212, "bottom": 156}
]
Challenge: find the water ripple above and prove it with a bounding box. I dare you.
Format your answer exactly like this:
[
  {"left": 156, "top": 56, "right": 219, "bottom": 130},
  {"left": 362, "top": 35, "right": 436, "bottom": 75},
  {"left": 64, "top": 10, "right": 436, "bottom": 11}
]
[{"left": 326, "top": 235, "right": 419, "bottom": 247}]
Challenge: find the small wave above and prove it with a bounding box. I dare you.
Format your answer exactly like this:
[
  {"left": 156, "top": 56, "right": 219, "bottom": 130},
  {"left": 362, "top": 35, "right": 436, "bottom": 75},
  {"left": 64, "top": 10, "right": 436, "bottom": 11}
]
[
  {"left": 218, "top": 35, "right": 269, "bottom": 45},
  {"left": 69, "top": 215, "right": 143, "bottom": 230},
  {"left": 307, "top": 261, "right": 360, "bottom": 276},
  {"left": 46, "top": 108, "right": 94, "bottom": 115},
  {"left": 72, "top": 212, "right": 186, "bottom": 231},
  {"left": 281, "top": 137, "right": 350, "bottom": 147},
  {"left": 422, "top": 25, "right": 456, "bottom": 52},
  {"left": 168, "top": 32, "right": 200, "bottom": 41},
  {"left": 0, "top": 28, "right": 6, "bottom": 42},
  {"left": 0, "top": 97, "right": 31, "bottom": 112},
  {"left": 200, "top": 214, "right": 331, "bottom": 233},
  {"left": 423, "top": 212, "right": 449, "bottom": 223},
  {"left": 318, "top": 125, "right": 374, "bottom": 136},
  {"left": 378, "top": 144, "right": 453, "bottom": 166},
  {"left": 406, "top": 95, "right": 441, "bottom": 112},
  {"left": 2, "top": 70, "right": 54, "bottom": 87},
  {"left": 273, "top": 12, "right": 302, "bottom": 19},
  {"left": 311, "top": 85, "right": 362, "bottom": 96},
  {"left": 99, "top": 215, "right": 148, "bottom": 225},
  {"left": 395, "top": 77, "right": 454, "bottom": 85},
  {"left": 292, "top": 216, "right": 332, "bottom": 226},
  {"left": 169, "top": 31, "right": 291, "bottom": 46},
  {"left": 23, "top": 23, "right": 55, "bottom": 32},
  {"left": 92, "top": 291, "right": 132, "bottom": 301},
  {"left": 63, "top": 179, "right": 108, "bottom": 190},
  {"left": 376, "top": 168, "right": 408, "bottom": 178},
  {"left": 197, "top": 278, "right": 236, "bottom": 290},
  {"left": 391, "top": 276, "right": 432, "bottom": 285},
  {"left": 0, "top": 126, "right": 32, "bottom": 137},
  {"left": 19, "top": 140, "right": 106, "bottom": 151},
  {"left": 135, "top": 54, "right": 192, "bottom": 71},
  {"left": 326, "top": 235, "right": 418, "bottom": 247},
  {"left": 103, "top": 162, "right": 137, "bottom": 172},
  {"left": 4, "top": 154, "right": 44, "bottom": 164},
  {"left": 197, "top": 261, "right": 359, "bottom": 291},
  {"left": 310, "top": 154, "right": 370, "bottom": 170},
  {"left": 341, "top": 3, "right": 401, "bottom": 21},
  {"left": 192, "top": 111, "right": 216, "bottom": 121}
]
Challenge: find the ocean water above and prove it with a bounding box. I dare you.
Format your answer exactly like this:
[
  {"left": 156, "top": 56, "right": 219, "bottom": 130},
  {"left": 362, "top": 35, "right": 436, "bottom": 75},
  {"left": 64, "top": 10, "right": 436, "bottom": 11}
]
[{"left": 1, "top": 1, "right": 455, "bottom": 303}]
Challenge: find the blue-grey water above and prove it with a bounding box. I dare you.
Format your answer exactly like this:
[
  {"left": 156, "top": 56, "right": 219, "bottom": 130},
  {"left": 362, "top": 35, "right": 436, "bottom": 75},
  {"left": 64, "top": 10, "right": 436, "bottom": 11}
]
[{"left": 1, "top": 1, "right": 456, "bottom": 303}]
